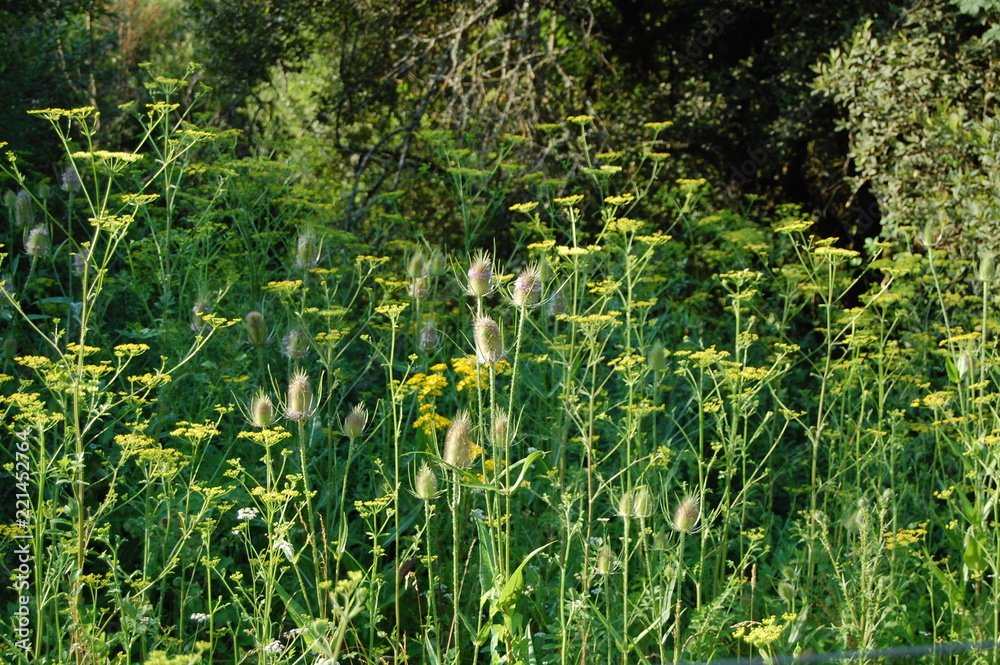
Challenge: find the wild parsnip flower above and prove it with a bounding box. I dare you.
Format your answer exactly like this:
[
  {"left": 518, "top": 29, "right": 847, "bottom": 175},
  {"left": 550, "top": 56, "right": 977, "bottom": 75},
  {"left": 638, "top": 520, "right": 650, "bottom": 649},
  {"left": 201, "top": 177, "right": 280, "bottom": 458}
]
[
  {"left": 250, "top": 390, "right": 274, "bottom": 429},
  {"left": 474, "top": 316, "right": 504, "bottom": 364},
  {"left": 467, "top": 249, "right": 493, "bottom": 297},
  {"left": 414, "top": 462, "right": 438, "bottom": 501},
  {"left": 671, "top": 496, "right": 700, "bottom": 534},
  {"left": 24, "top": 227, "right": 50, "bottom": 258},
  {"left": 512, "top": 264, "right": 542, "bottom": 308},
  {"left": 285, "top": 368, "right": 314, "bottom": 421},
  {"left": 282, "top": 328, "right": 310, "bottom": 359},
  {"left": 343, "top": 402, "right": 368, "bottom": 440},
  {"left": 245, "top": 311, "right": 268, "bottom": 347},
  {"left": 444, "top": 411, "right": 473, "bottom": 468}
]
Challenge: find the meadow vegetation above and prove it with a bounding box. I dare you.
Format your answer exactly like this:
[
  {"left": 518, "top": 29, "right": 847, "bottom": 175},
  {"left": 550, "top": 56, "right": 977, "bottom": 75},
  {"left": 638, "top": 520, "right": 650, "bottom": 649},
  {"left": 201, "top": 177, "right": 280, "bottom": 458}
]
[{"left": 3, "top": 28, "right": 1000, "bottom": 665}]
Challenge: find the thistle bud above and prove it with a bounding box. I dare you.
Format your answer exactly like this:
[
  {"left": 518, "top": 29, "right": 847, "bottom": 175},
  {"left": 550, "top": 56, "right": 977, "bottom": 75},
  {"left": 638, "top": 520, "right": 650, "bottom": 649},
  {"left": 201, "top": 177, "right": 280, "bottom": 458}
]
[
  {"left": 631, "top": 485, "right": 654, "bottom": 519},
  {"left": 296, "top": 233, "right": 320, "bottom": 269},
  {"left": 419, "top": 319, "right": 440, "bottom": 352},
  {"left": 61, "top": 167, "right": 81, "bottom": 193},
  {"left": 474, "top": 316, "right": 504, "bottom": 364},
  {"left": 190, "top": 302, "right": 210, "bottom": 332},
  {"left": 285, "top": 368, "right": 314, "bottom": 421},
  {"left": 14, "top": 190, "right": 33, "bottom": 227},
  {"left": 512, "top": 264, "right": 542, "bottom": 308},
  {"left": 250, "top": 390, "right": 274, "bottom": 429},
  {"left": 245, "top": 311, "right": 268, "bottom": 347},
  {"left": 671, "top": 496, "right": 700, "bottom": 535},
  {"left": 343, "top": 402, "right": 368, "bottom": 440},
  {"left": 414, "top": 462, "right": 438, "bottom": 501},
  {"left": 25, "top": 227, "right": 50, "bottom": 258},
  {"left": 467, "top": 250, "right": 493, "bottom": 297},
  {"left": 444, "top": 411, "right": 473, "bottom": 468},
  {"left": 647, "top": 340, "right": 666, "bottom": 371},
  {"left": 282, "top": 328, "right": 310, "bottom": 359},
  {"left": 595, "top": 546, "right": 615, "bottom": 575}
]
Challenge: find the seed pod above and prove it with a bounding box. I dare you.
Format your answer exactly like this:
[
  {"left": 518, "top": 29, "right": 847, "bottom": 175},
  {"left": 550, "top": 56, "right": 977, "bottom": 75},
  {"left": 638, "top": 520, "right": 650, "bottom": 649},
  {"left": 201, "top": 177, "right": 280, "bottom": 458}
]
[
  {"left": 467, "top": 250, "right": 493, "bottom": 297},
  {"left": 512, "top": 264, "right": 542, "bottom": 308},
  {"left": 25, "top": 227, "right": 50, "bottom": 258},
  {"left": 285, "top": 368, "right": 314, "bottom": 421},
  {"left": 443, "top": 411, "right": 473, "bottom": 468},
  {"left": 245, "top": 311, "right": 268, "bottom": 347},
  {"left": 428, "top": 248, "right": 447, "bottom": 277},
  {"left": 414, "top": 462, "right": 438, "bottom": 501},
  {"left": 474, "top": 316, "right": 504, "bottom": 364},
  {"left": 343, "top": 402, "right": 368, "bottom": 440},
  {"left": 250, "top": 390, "right": 274, "bottom": 429}
]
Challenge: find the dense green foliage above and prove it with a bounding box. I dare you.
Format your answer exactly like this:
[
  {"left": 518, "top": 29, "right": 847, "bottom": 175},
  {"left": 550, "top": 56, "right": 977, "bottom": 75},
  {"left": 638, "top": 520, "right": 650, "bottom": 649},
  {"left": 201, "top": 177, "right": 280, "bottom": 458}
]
[{"left": 5, "top": 2, "right": 1000, "bottom": 664}]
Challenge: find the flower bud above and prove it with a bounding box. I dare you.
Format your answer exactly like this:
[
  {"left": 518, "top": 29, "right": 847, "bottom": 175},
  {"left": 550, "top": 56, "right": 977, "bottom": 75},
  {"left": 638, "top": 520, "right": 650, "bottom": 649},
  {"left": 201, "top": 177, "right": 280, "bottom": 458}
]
[
  {"left": 296, "top": 233, "right": 320, "bottom": 269},
  {"left": 444, "top": 411, "right": 473, "bottom": 468},
  {"left": 343, "top": 402, "right": 368, "bottom": 440},
  {"left": 474, "top": 316, "right": 504, "bottom": 364},
  {"left": 428, "top": 249, "right": 447, "bottom": 277},
  {"left": 250, "top": 390, "right": 274, "bottom": 429},
  {"left": 286, "top": 368, "right": 314, "bottom": 421},
  {"left": 25, "top": 227, "right": 50, "bottom": 258},
  {"left": 512, "top": 264, "right": 542, "bottom": 308},
  {"left": 671, "top": 496, "right": 700, "bottom": 534},
  {"left": 492, "top": 409, "right": 510, "bottom": 449},
  {"left": 467, "top": 250, "right": 493, "bottom": 297},
  {"left": 595, "top": 546, "right": 615, "bottom": 575},
  {"left": 631, "top": 485, "right": 654, "bottom": 519},
  {"left": 245, "top": 311, "right": 268, "bottom": 347},
  {"left": 415, "top": 462, "right": 438, "bottom": 501},
  {"left": 282, "top": 328, "right": 310, "bottom": 359},
  {"left": 3, "top": 190, "right": 15, "bottom": 208},
  {"left": 617, "top": 491, "right": 633, "bottom": 518},
  {"left": 407, "top": 250, "right": 426, "bottom": 278},
  {"left": 14, "top": 190, "right": 33, "bottom": 227}
]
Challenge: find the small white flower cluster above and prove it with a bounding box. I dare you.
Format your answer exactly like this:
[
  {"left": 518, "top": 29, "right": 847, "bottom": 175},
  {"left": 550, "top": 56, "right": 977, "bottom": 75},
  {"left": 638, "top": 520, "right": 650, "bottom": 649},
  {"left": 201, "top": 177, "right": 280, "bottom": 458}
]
[
  {"left": 237, "top": 506, "right": 259, "bottom": 521},
  {"left": 263, "top": 639, "right": 284, "bottom": 653},
  {"left": 190, "top": 612, "right": 210, "bottom": 623}
]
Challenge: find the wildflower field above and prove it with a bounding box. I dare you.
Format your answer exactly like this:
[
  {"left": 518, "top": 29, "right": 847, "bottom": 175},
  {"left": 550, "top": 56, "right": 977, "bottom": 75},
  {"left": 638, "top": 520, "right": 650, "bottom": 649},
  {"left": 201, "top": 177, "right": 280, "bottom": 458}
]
[{"left": 3, "top": 46, "right": 1000, "bottom": 665}]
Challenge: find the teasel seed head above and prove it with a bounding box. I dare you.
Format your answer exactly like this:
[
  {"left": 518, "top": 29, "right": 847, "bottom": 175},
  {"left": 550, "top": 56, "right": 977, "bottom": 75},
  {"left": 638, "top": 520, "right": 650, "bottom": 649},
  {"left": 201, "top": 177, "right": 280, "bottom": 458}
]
[
  {"left": 631, "top": 485, "right": 654, "bottom": 519},
  {"left": 25, "top": 226, "right": 50, "bottom": 258},
  {"left": 250, "top": 389, "right": 275, "bottom": 429},
  {"left": 647, "top": 340, "right": 666, "bottom": 371},
  {"left": 419, "top": 319, "right": 440, "bottom": 352},
  {"left": 474, "top": 315, "right": 504, "bottom": 364},
  {"left": 285, "top": 368, "right": 314, "bottom": 421},
  {"left": 296, "top": 232, "right": 320, "bottom": 269},
  {"left": 467, "top": 249, "right": 493, "bottom": 297},
  {"left": 282, "top": 328, "right": 310, "bottom": 359},
  {"left": 443, "top": 411, "right": 473, "bottom": 468},
  {"left": 671, "top": 495, "right": 700, "bottom": 535},
  {"left": 512, "top": 263, "right": 542, "bottom": 308},
  {"left": 245, "top": 311, "right": 268, "bottom": 347},
  {"left": 343, "top": 402, "right": 368, "bottom": 440},
  {"left": 14, "top": 190, "right": 33, "bottom": 227},
  {"left": 414, "top": 462, "right": 438, "bottom": 501},
  {"left": 595, "top": 545, "right": 615, "bottom": 576}
]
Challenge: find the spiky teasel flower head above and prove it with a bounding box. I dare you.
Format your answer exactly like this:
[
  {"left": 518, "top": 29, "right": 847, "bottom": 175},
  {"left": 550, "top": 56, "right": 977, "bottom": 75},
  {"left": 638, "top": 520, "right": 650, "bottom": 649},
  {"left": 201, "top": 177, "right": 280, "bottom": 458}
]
[
  {"left": 512, "top": 263, "right": 542, "bottom": 308},
  {"left": 24, "top": 226, "right": 50, "bottom": 258},
  {"left": 407, "top": 249, "right": 426, "bottom": 278},
  {"left": 443, "top": 411, "right": 473, "bottom": 468},
  {"left": 250, "top": 389, "right": 275, "bottom": 429},
  {"left": 467, "top": 249, "right": 493, "bottom": 297},
  {"left": 285, "top": 368, "right": 314, "bottom": 421},
  {"left": 631, "top": 485, "right": 655, "bottom": 519},
  {"left": 190, "top": 301, "right": 211, "bottom": 332},
  {"left": 595, "top": 545, "right": 616, "bottom": 576},
  {"left": 419, "top": 319, "right": 440, "bottom": 352},
  {"left": 245, "top": 311, "right": 268, "bottom": 347},
  {"left": 671, "top": 495, "right": 701, "bottom": 535},
  {"left": 617, "top": 490, "right": 633, "bottom": 518},
  {"left": 13, "top": 189, "right": 33, "bottom": 227},
  {"left": 428, "top": 248, "right": 448, "bottom": 277},
  {"left": 343, "top": 402, "right": 368, "bottom": 440},
  {"left": 282, "top": 328, "right": 310, "bottom": 359},
  {"left": 414, "top": 462, "right": 438, "bottom": 501},
  {"left": 492, "top": 409, "right": 511, "bottom": 449},
  {"left": 296, "top": 232, "right": 320, "bottom": 269},
  {"left": 474, "top": 316, "right": 504, "bottom": 364}
]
